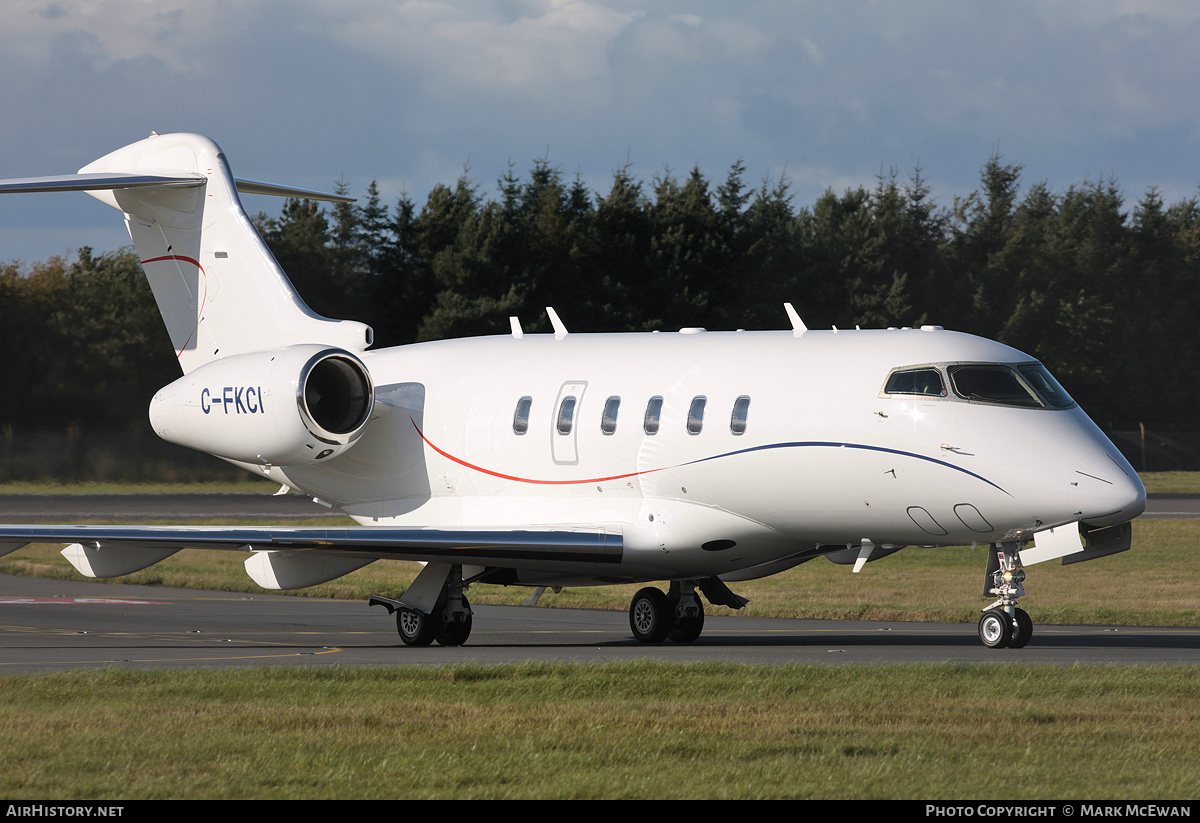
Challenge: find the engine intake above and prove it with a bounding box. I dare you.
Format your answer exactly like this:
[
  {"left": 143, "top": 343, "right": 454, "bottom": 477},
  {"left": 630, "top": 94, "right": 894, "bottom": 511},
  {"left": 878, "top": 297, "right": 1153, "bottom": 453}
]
[
  {"left": 298, "top": 352, "right": 374, "bottom": 443},
  {"left": 149, "top": 345, "right": 374, "bottom": 466}
]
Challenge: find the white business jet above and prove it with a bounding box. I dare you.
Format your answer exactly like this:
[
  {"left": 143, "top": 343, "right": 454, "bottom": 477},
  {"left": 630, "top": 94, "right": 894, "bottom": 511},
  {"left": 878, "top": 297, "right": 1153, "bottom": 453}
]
[{"left": 0, "top": 134, "right": 1145, "bottom": 649}]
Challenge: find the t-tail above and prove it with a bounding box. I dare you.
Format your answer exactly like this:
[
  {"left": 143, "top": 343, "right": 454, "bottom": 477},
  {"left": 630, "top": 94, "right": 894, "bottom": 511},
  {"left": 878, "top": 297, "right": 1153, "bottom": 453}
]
[{"left": 0, "top": 132, "right": 372, "bottom": 374}]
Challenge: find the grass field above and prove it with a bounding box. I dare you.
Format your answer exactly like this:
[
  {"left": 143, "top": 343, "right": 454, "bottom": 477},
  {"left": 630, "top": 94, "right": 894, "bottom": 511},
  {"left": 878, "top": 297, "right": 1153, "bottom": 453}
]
[
  {"left": 1, "top": 474, "right": 1198, "bottom": 799},
  {"left": 1, "top": 664, "right": 1199, "bottom": 800}
]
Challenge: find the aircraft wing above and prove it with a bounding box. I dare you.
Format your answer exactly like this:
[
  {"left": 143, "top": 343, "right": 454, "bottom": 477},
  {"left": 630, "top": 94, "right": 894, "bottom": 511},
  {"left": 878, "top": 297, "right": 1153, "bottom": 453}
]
[{"left": 0, "top": 524, "right": 623, "bottom": 589}]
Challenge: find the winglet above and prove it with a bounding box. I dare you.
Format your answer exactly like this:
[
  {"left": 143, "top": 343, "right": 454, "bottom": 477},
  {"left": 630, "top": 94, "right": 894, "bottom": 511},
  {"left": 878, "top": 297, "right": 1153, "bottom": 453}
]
[{"left": 784, "top": 303, "right": 807, "bottom": 336}]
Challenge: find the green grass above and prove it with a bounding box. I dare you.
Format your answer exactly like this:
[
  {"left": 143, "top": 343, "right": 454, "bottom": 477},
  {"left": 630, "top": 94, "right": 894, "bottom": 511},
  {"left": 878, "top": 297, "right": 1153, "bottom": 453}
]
[
  {"left": 3, "top": 481, "right": 1200, "bottom": 799},
  {"left": 1, "top": 663, "right": 1198, "bottom": 799},
  {"left": 1140, "top": 471, "right": 1200, "bottom": 494}
]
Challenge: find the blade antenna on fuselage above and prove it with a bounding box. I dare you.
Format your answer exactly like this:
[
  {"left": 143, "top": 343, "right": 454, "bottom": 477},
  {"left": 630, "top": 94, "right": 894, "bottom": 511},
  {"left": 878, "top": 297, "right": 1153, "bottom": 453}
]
[{"left": 784, "top": 303, "right": 808, "bottom": 336}]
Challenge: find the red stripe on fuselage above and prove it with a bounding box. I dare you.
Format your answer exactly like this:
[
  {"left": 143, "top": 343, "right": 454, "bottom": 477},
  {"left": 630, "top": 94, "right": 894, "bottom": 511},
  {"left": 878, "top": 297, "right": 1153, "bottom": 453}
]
[{"left": 411, "top": 418, "right": 660, "bottom": 485}]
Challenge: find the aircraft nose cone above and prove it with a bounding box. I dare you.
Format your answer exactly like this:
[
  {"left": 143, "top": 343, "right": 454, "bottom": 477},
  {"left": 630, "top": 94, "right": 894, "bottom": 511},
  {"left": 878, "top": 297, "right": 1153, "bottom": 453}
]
[{"left": 1069, "top": 452, "right": 1146, "bottom": 527}]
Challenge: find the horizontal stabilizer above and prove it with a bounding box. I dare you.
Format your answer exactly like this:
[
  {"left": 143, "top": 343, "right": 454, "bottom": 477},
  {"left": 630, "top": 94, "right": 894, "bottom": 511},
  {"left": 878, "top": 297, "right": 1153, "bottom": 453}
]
[
  {"left": 0, "top": 172, "right": 205, "bottom": 194},
  {"left": 0, "top": 172, "right": 353, "bottom": 203},
  {"left": 234, "top": 178, "right": 355, "bottom": 203}
]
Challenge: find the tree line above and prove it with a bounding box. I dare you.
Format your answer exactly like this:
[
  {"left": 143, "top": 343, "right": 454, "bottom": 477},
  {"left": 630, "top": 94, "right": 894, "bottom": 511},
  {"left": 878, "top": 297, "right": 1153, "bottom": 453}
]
[{"left": 3, "top": 154, "right": 1199, "bottom": 443}]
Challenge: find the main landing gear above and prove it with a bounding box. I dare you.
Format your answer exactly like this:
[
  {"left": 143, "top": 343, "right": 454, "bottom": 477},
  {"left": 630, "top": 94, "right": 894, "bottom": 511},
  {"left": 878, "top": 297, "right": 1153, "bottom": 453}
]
[
  {"left": 370, "top": 563, "right": 474, "bottom": 647},
  {"left": 628, "top": 579, "right": 747, "bottom": 644},
  {"left": 392, "top": 594, "right": 473, "bottom": 647},
  {"left": 978, "top": 543, "right": 1033, "bottom": 649}
]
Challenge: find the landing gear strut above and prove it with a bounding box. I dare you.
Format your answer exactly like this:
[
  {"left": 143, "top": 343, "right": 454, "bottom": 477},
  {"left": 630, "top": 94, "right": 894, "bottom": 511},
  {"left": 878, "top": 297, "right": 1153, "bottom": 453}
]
[{"left": 979, "top": 543, "right": 1033, "bottom": 649}]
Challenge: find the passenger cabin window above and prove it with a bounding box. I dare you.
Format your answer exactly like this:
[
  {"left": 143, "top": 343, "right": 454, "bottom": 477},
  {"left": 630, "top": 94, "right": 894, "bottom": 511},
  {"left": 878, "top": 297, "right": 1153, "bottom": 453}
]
[
  {"left": 730, "top": 396, "right": 750, "bottom": 435},
  {"left": 512, "top": 396, "right": 532, "bottom": 435},
  {"left": 557, "top": 396, "right": 577, "bottom": 434},
  {"left": 601, "top": 396, "right": 620, "bottom": 435},
  {"left": 687, "top": 396, "right": 706, "bottom": 435},
  {"left": 884, "top": 368, "right": 945, "bottom": 397},
  {"left": 644, "top": 396, "right": 663, "bottom": 435}
]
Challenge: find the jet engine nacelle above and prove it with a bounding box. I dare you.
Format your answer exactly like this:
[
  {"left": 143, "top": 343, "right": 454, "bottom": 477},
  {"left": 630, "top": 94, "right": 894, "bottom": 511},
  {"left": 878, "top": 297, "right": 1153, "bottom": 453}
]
[{"left": 149, "top": 345, "right": 374, "bottom": 466}]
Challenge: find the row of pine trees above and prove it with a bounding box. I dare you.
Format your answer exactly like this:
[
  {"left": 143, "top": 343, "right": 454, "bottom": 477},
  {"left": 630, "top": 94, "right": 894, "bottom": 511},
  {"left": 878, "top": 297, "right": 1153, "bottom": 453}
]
[{"left": 3, "top": 155, "right": 1199, "bottom": 438}]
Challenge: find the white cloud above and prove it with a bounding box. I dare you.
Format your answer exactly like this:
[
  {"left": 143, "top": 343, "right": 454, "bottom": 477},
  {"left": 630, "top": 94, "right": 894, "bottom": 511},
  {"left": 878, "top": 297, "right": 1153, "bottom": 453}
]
[
  {"left": 0, "top": 0, "right": 239, "bottom": 74},
  {"left": 3, "top": 0, "right": 1200, "bottom": 265},
  {"left": 320, "top": 0, "right": 642, "bottom": 88}
]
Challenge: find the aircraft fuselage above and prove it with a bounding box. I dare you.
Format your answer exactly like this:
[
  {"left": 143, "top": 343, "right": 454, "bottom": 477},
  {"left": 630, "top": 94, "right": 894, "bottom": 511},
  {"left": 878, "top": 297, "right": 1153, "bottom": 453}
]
[{"left": 260, "top": 325, "right": 1143, "bottom": 585}]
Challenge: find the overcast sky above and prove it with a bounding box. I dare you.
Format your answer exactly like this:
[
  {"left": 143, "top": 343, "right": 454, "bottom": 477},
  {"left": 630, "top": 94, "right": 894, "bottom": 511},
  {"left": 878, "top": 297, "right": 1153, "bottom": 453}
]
[{"left": 2, "top": 0, "right": 1199, "bottom": 265}]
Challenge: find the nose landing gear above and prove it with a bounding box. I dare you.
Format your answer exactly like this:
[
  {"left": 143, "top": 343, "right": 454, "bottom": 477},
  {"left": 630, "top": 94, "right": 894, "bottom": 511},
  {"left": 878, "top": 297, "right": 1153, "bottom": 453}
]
[{"left": 979, "top": 543, "right": 1033, "bottom": 649}]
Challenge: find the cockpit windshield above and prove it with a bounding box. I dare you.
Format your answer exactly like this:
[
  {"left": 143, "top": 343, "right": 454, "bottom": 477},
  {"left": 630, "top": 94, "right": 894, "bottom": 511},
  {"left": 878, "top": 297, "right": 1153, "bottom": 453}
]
[
  {"left": 882, "top": 362, "right": 1076, "bottom": 410},
  {"left": 949, "top": 365, "right": 1042, "bottom": 407},
  {"left": 948, "top": 363, "right": 1076, "bottom": 409}
]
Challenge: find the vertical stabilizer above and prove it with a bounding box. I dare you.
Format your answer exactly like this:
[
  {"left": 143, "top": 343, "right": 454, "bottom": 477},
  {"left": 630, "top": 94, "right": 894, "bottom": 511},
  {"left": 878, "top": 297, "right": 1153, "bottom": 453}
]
[{"left": 75, "top": 133, "right": 371, "bottom": 373}]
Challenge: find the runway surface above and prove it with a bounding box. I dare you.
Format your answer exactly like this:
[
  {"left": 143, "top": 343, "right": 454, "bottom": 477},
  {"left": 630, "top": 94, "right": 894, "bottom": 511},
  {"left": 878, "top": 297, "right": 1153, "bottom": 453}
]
[{"left": 3, "top": 574, "right": 1199, "bottom": 673}]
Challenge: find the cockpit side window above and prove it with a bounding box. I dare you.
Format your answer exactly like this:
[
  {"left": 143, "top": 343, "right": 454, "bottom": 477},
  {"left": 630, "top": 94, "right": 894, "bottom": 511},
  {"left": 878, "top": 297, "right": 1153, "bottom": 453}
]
[
  {"left": 883, "top": 368, "right": 946, "bottom": 397},
  {"left": 1017, "top": 364, "right": 1076, "bottom": 409}
]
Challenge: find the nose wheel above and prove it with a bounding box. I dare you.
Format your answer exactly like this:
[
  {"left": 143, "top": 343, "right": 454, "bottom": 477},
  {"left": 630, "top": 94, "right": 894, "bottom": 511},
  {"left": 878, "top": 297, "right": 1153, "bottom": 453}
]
[
  {"left": 979, "top": 544, "right": 1034, "bottom": 649},
  {"left": 978, "top": 606, "right": 1032, "bottom": 649}
]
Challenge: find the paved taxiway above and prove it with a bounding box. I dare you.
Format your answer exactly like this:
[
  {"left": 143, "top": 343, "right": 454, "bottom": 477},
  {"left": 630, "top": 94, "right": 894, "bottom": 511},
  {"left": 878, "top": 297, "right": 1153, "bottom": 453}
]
[
  {"left": 0, "top": 492, "right": 1195, "bottom": 672},
  {"left": 3, "top": 574, "right": 1199, "bottom": 673}
]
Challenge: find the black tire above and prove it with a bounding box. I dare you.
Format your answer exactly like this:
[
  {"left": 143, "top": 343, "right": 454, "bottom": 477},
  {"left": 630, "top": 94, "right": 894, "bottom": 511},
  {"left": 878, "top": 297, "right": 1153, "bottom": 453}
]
[
  {"left": 435, "top": 595, "right": 472, "bottom": 647},
  {"left": 1009, "top": 607, "right": 1033, "bottom": 649},
  {"left": 629, "top": 587, "right": 671, "bottom": 643},
  {"left": 978, "top": 609, "right": 1012, "bottom": 649},
  {"left": 397, "top": 607, "right": 437, "bottom": 646},
  {"left": 668, "top": 600, "right": 705, "bottom": 643}
]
